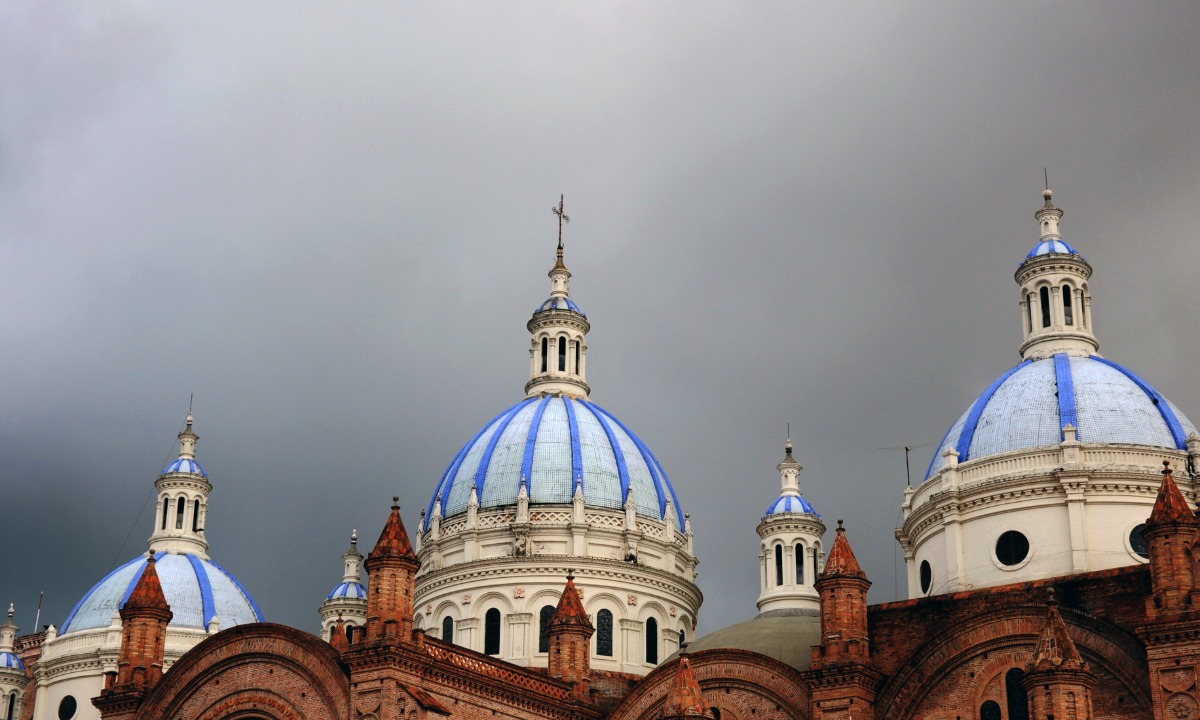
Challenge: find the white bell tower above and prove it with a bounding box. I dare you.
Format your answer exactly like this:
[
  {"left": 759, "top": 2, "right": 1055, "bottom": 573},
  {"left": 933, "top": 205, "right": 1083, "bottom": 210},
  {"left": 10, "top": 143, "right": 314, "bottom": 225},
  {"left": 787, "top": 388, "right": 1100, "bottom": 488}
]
[
  {"left": 525, "top": 195, "right": 591, "bottom": 399},
  {"left": 148, "top": 413, "right": 212, "bottom": 557},
  {"left": 756, "top": 438, "right": 824, "bottom": 614},
  {"left": 1017, "top": 188, "right": 1098, "bottom": 360}
]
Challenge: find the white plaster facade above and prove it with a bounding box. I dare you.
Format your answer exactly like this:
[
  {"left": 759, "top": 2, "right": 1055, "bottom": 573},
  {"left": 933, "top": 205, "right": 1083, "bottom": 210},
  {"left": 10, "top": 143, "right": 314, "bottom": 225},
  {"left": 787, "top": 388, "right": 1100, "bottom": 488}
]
[{"left": 896, "top": 190, "right": 1200, "bottom": 598}]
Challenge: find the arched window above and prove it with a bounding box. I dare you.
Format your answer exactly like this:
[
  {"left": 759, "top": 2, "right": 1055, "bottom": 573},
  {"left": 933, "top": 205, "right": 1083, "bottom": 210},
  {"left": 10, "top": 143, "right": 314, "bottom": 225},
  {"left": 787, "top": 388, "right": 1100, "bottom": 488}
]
[
  {"left": 175, "top": 497, "right": 186, "bottom": 529},
  {"left": 540, "top": 337, "right": 548, "bottom": 373},
  {"left": 161, "top": 501, "right": 169, "bottom": 530},
  {"left": 192, "top": 501, "right": 201, "bottom": 531},
  {"left": 1040, "top": 287, "right": 1051, "bottom": 327},
  {"left": 711, "top": 709, "right": 721, "bottom": 720},
  {"left": 596, "top": 609, "right": 614, "bottom": 656},
  {"left": 1006, "top": 668, "right": 1029, "bottom": 720},
  {"left": 774, "top": 545, "right": 783, "bottom": 586},
  {"left": 345, "top": 623, "right": 355, "bottom": 643},
  {"left": 1027, "top": 293, "right": 1034, "bottom": 333},
  {"left": 575, "top": 342, "right": 580, "bottom": 374},
  {"left": 7, "top": 692, "right": 16, "bottom": 720},
  {"left": 678, "top": 629, "right": 685, "bottom": 646},
  {"left": 558, "top": 336, "right": 567, "bottom": 371},
  {"left": 979, "top": 700, "right": 1001, "bottom": 720},
  {"left": 645, "top": 617, "right": 658, "bottom": 664},
  {"left": 441, "top": 616, "right": 454, "bottom": 645},
  {"left": 484, "top": 609, "right": 501, "bottom": 656},
  {"left": 1063, "top": 284, "right": 1073, "bottom": 325},
  {"left": 795, "top": 543, "right": 805, "bottom": 585},
  {"left": 538, "top": 605, "right": 555, "bottom": 653}
]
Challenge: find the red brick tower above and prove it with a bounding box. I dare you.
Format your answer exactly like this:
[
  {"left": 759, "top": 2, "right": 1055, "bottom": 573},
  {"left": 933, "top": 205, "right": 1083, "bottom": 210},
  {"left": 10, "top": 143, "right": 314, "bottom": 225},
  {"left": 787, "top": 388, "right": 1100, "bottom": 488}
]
[
  {"left": 807, "top": 520, "right": 882, "bottom": 720},
  {"left": 662, "top": 656, "right": 712, "bottom": 719},
  {"left": 546, "top": 574, "right": 594, "bottom": 697},
  {"left": 363, "top": 497, "right": 420, "bottom": 643},
  {"left": 93, "top": 554, "right": 173, "bottom": 720},
  {"left": 1138, "top": 462, "right": 1200, "bottom": 720},
  {"left": 1022, "top": 590, "right": 1095, "bottom": 720},
  {"left": 1143, "top": 461, "right": 1199, "bottom": 620},
  {"left": 329, "top": 614, "right": 349, "bottom": 653}
]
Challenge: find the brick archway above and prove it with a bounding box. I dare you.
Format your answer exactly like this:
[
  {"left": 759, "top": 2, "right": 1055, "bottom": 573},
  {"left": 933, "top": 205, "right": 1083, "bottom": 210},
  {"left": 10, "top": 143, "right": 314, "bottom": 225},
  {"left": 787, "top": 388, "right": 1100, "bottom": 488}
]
[
  {"left": 608, "top": 649, "right": 811, "bottom": 720},
  {"left": 134, "top": 623, "right": 350, "bottom": 720},
  {"left": 876, "top": 605, "right": 1150, "bottom": 720}
]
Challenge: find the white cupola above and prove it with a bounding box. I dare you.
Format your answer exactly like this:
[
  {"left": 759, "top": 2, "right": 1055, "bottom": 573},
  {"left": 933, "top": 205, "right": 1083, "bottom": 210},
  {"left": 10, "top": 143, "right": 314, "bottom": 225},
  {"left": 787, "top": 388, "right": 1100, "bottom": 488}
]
[
  {"left": 756, "top": 438, "right": 824, "bottom": 614},
  {"left": 525, "top": 196, "right": 591, "bottom": 399},
  {"left": 320, "top": 529, "right": 368, "bottom": 642},
  {"left": 1017, "top": 188, "right": 1098, "bottom": 360},
  {"left": 148, "top": 413, "right": 212, "bottom": 557}
]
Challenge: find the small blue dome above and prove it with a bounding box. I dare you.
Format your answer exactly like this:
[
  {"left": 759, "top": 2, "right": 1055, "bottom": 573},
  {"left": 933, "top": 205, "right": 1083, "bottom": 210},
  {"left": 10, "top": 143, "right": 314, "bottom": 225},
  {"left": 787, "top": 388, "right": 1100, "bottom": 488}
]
[
  {"left": 764, "top": 494, "right": 819, "bottom": 517},
  {"left": 0, "top": 651, "right": 23, "bottom": 670},
  {"left": 536, "top": 296, "right": 586, "bottom": 316},
  {"left": 61, "top": 552, "right": 262, "bottom": 634},
  {"left": 1025, "top": 239, "right": 1079, "bottom": 259},
  {"left": 426, "top": 396, "right": 684, "bottom": 531},
  {"left": 163, "top": 458, "right": 206, "bottom": 477},
  {"left": 326, "top": 581, "right": 366, "bottom": 601},
  {"left": 926, "top": 354, "right": 1196, "bottom": 480}
]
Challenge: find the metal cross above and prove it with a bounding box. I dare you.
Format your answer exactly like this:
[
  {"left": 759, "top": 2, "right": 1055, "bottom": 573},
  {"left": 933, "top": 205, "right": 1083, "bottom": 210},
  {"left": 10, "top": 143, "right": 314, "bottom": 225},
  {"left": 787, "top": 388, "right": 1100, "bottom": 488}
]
[{"left": 551, "top": 194, "right": 570, "bottom": 251}]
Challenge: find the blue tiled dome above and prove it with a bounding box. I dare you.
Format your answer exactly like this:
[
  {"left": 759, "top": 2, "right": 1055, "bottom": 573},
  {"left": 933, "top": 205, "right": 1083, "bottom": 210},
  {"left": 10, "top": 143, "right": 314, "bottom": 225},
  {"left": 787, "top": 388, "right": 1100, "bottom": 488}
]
[
  {"left": 536, "top": 296, "right": 586, "bottom": 316},
  {"left": 0, "top": 651, "right": 23, "bottom": 670},
  {"left": 61, "top": 552, "right": 261, "bottom": 635},
  {"left": 926, "top": 354, "right": 1196, "bottom": 480},
  {"left": 426, "top": 396, "right": 683, "bottom": 531},
  {"left": 326, "top": 581, "right": 366, "bottom": 600},
  {"left": 764, "top": 494, "right": 818, "bottom": 517},
  {"left": 163, "top": 458, "right": 206, "bottom": 476},
  {"left": 1025, "top": 239, "right": 1079, "bottom": 259}
]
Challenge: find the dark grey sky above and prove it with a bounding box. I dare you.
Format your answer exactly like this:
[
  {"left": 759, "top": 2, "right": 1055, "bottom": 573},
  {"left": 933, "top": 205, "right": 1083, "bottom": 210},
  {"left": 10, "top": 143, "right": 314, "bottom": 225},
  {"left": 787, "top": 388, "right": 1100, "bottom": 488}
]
[{"left": 3, "top": 2, "right": 1200, "bottom": 636}]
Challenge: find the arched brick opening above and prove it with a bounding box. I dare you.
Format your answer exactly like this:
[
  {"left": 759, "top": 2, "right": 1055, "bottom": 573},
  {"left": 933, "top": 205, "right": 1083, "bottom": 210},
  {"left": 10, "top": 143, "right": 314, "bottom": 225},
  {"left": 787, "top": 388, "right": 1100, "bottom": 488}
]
[
  {"left": 608, "top": 649, "right": 810, "bottom": 720},
  {"left": 134, "top": 624, "right": 350, "bottom": 720},
  {"left": 876, "top": 605, "right": 1150, "bottom": 720}
]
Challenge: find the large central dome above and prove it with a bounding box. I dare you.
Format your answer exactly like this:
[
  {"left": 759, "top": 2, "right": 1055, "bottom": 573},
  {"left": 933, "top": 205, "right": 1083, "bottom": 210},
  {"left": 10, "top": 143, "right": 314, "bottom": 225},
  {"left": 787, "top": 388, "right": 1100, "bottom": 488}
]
[{"left": 425, "top": 395, "right": 683, "bottom": 531}]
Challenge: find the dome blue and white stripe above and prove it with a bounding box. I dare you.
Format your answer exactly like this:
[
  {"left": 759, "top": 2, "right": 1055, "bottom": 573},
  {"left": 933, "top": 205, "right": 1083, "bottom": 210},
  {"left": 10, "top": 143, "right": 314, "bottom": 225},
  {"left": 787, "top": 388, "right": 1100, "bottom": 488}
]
[
  {"left": 61, "top": 552, "right": 262, "bottom": 634},
  {"left": 163, "top": 458, "right": 206, "bottom": 476},
  {"left": 536, "top": 296, "right": 586, "bottom": 316},
  {"left": 426, "top": 396, "right": 683, "bottom": 531},
  {"left": 926, "top": 354, "right": 1196, "bottom": 480},
  {"left": 1025, "top": 239, "right": 1079, "bottom": 259},
  {"left": 326, "top": 581, "right": 366, "bottom": 600},
  {"left": 765, "top": 494, "right": 819, "bottom": 517},
  {"left": 0, "top": 651, "right": 23, "bottom": 670}
]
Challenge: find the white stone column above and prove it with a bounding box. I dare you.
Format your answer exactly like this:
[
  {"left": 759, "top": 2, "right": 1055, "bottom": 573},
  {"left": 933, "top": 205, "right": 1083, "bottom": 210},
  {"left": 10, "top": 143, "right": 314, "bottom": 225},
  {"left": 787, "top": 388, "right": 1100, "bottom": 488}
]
[
  {"left": 507, "top": 612, "right": 532, "bottom": 666},
  {"left": 457, "top": 617, "right": 479, "bottom": 652},
  {"left": 619, "top": 619, "right": 642, "bottom": 674},
  {"left": 1050, "top": 285, "right": 1063, "bottom": 327}
]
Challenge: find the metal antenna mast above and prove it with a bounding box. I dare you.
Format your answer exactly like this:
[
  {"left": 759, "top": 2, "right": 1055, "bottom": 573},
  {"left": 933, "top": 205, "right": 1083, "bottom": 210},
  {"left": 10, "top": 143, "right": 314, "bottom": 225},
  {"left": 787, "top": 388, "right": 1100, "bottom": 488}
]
[{"left": 552, "top": 195, "right": 570, "bottom": 252}]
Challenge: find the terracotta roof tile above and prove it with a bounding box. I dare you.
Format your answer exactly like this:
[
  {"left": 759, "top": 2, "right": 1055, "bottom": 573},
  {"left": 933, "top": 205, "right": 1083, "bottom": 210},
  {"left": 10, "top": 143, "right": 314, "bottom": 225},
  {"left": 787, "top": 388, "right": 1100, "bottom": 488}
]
[
  {"left": 548, "top": 577, "right": 592, "bottom": 630},
  {"left": 1150, "top": 463, "right": 1194, "bottom": 525},
  {"left": 1029, "top": 591, "right": 1085, "bottom": 672},
  {"left": 123, "top": 554, "right": 171, "bottom": 613},
  {"left": 663, "top": 656, "right": 709, "bottom": 717},
  {"left": 368, "top": 498, "right": 418, "bottom": 564},
  {"left": 821, "top": 521, "right": 867, "bottom": 580}
]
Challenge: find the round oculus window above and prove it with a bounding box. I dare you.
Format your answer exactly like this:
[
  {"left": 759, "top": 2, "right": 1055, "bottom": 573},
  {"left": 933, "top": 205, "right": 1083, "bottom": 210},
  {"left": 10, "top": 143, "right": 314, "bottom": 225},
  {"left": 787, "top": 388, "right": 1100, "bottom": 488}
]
[
  {"left": 1130, "top": 524, "right": 1149, "bottom": 559},
  {"left": 58, "top": 696, "right": 77, "bottom": 720},
  {"left": 995, "top": 530, "right": 1030, "bottom": 567},
  {"left": 919, "top": 560, "right": 932, "bottom": 594}
]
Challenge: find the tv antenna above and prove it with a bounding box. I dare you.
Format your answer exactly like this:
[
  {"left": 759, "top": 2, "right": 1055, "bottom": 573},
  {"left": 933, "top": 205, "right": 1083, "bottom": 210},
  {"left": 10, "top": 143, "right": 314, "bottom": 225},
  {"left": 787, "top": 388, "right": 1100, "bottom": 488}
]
[{"left": 876, "top": 444, "right": 933, "bottom": 487}]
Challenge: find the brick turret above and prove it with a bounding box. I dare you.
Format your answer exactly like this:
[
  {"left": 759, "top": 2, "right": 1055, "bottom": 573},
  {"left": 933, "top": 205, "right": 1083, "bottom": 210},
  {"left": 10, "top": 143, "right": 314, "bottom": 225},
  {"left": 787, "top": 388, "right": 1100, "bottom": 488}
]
[
  {"left": 1022, "top": 590, "right": 1095, "bottom": 720},
  {"left": 807, "top": 520, "right": 881, "bottom": 720},
  {"left": 662, "top": 656, "right": 711, "bottom": 719},
  {"left": 546, "top": 574, "right": 593, "bottom": 697},
  {"left": 94, "top": 554, "right": 173, "bottom": 720},
  {"left": 363, "top": 498, "right": 420, "bottom": 643},
  {"left": 1144, "top": 462, "right": 1200, "bottom": 619}
]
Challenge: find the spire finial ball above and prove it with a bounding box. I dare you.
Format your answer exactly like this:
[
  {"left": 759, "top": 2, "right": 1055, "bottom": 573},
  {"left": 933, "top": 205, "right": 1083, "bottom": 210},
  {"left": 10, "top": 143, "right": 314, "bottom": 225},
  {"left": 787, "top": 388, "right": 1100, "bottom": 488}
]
[
  {"left": 1043, "top": 188, "right": 1053, "bottom": 199},
  {"left": 837, "top": 518, "right": 845, "bottom": 530},
  {"left": 1164, "top": 460, "right": 1173, "bottom": 475}
]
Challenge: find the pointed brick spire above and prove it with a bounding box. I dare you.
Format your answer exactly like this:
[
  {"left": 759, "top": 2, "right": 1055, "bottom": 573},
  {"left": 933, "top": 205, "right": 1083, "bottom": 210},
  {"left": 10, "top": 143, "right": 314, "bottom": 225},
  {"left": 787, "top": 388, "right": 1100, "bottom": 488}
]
[
  {"left": 663, "top": 656, "right": 710, "bottom": 718},
  {"left": 548, "top": 575, "right": 591, "bottom": 631},
  {"left": 124, "top": 554, "right": 170, "bottom": 613},
  {"left": 368, "top": 497, "right": 418, "bottom": 564},
  {"left": 1150, "top": 461, "right": 1194, "bottom": 524},
  {"left": 1030, "top": 589, "right": 1085, "bottom": 672},
  {"left": 330, "top": 614, "right": 349, "bottom": 653},
  {"left": 821, "top": 520, "right": 867, "bottom": 580}
]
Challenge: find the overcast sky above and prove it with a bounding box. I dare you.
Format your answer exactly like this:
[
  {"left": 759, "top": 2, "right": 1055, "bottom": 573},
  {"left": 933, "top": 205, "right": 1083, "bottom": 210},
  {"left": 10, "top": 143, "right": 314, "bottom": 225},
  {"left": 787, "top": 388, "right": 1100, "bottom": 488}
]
[{"left": 3, "top": 2, "right": 1200, "bottom": 637}]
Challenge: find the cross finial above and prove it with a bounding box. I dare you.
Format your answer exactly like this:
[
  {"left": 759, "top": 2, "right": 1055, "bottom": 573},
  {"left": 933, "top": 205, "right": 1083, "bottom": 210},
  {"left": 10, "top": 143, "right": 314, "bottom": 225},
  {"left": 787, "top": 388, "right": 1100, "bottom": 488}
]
[{"left": 551, "top": 194, "right": 570, "bottom": 256}]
